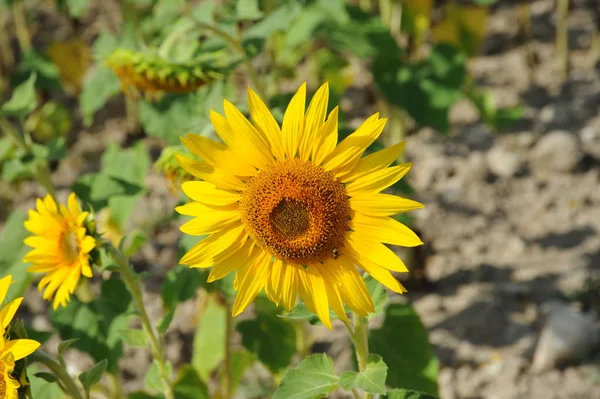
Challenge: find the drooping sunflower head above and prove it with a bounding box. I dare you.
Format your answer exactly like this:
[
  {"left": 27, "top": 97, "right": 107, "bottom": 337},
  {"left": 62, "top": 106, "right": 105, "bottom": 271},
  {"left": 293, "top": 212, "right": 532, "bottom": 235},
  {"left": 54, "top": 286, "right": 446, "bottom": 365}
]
[
  {"left": 107, "top": 48, "right": 236, "bottom": 99},
  {"left": 176, "top": 82, "right": 424, "bottom": 328},
  {"left": 24, "top": 193, "right": 97, "bottom": 309},
  {"left": 0, "top": 275, "right": 41, "bottom": 399}
]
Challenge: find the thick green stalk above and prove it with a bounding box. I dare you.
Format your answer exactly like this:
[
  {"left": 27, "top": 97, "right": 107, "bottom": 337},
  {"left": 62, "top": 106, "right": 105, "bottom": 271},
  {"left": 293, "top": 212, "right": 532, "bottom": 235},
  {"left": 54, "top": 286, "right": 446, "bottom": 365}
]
[
  {"left": 222, "top": 300, "right": 233, "bottom": 399},
  {"left": 106, "top": 244, "right": 175, "bottom": 399},
  {"left": 29, "top": 350, "right": 83, "bottom": 399},
  {"left": 346, "top": 313, "right": 373, "bottom": 399}
]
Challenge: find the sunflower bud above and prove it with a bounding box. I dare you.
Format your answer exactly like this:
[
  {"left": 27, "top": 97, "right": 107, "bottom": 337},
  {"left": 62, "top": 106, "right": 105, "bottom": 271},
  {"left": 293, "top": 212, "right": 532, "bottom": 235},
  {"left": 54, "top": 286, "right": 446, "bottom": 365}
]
[{"left": 154, "top": 145, "right": 196, "bottom": 195}]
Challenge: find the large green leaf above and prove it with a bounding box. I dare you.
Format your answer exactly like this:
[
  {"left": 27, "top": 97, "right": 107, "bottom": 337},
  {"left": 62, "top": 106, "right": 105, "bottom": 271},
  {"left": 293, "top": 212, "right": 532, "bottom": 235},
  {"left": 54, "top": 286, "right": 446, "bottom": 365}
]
[
  {"left": 28, "top": 365, "right": 64, "bottom": 399},
  {"left": 161, "top": 266, "right": 204, "bottom": 313},
  {"left": 172, "top": 365, "right": 209, "bottom": 399},
  {"left": 12, "top": 50, "right": 62, "bottom": 91},
  {"left": 273, "top": 353, "right": 338, "bottom": 399},
  {"left": 365, "top": 274, "right": 388, "bottom": 319},
  {"left": 386, "top": 389, "right": 440, "bottom": 399},
  {"left": 50, "top": 276, "right": 133, "bottom": 374},
  {"left": 0, "top": 211, "right": 33, "bottom": 301},
  {"left": 339, "top": 354, "right": 388, "bottom": 394},
  {"left": 237, "top": 311, "right": 296, "bottom": 373},
  {"left": 2, "top": 73, "right": 38, "bottom": 117},
  {"left": 369, "top": 304, "right": 439, "bottom": 395},
  {"left": 73, "top": 173, "right": 143, "bottom": 211},
  {"left": 79, "top": 66, "right": 121, "bottom": 127},
  {"left": 192, "top": 294, "right": 227, "bottom": 381}
]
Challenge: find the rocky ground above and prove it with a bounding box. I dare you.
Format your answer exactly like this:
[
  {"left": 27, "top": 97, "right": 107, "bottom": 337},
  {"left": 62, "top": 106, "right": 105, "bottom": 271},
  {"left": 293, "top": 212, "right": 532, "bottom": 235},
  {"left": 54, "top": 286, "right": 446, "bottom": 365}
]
[{"left": 4, "top": 0, "right": 600, "bottom": 398}]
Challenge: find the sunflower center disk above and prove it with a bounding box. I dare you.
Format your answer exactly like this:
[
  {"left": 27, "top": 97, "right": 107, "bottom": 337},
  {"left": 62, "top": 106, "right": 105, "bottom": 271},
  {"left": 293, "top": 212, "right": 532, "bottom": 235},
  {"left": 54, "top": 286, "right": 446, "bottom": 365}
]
[
  {"left": 240, "top": 158, "right": 350, "bottom": 265},
  {"left": 59, "top": 228, "right": 80, "bottom": 265}
]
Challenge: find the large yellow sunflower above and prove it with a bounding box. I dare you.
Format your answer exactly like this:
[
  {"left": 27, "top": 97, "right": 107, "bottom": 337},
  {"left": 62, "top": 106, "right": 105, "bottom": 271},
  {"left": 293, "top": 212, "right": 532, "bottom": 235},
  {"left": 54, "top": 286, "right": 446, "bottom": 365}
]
[
  {"left": 176, "top": 82, "right": 424, "bottom": 328},
  {"left": 0, "top": 275, "right": 41, "bottom": 399},
  {"left": 24, "top": 193, "right": 96, "bottom": 310}
]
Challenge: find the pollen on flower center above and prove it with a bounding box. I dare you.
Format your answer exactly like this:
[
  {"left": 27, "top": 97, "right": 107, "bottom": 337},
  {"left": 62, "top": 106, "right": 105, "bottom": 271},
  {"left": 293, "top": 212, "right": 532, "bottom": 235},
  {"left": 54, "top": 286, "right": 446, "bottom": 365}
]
[
  {"left": 59, "top": 227, "right": 79, "bottom": 264},
  {"left": 239, "top": 158, "right": 350, "bottom": 264}
]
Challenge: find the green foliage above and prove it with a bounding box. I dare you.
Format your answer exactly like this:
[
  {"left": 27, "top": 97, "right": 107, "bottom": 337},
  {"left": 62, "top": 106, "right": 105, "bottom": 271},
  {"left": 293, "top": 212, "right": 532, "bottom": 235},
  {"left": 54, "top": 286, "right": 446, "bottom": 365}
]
[
  {"left": 118, "top": 328, "right": 148, "bottom": 349},
  {"left": 28, "top": 365, "right": 63, "bottom": 399},
  {"left": 12, "top": 51, "right": 62, "bottom": 91},
  {"left": 50, "top": 276, "right": 134, "bottom": 374},
  {"left": 237, "top": 311, "right": 296, "bottom": 373},
  {"left": 386, "top": 389, "right": 440, "bottom": 399},
  {"left": 2, "top": 73, "right": 38, "bottom": 118},
  {"left": 172, "top": 366, "right": 209, "bottom": 399},
  {"left": 369, "top": 304, "right": 439, "bottom": 395},
  {"left": 79, "top": 359, "right": 108, "bottom": 398},
  {"left": 79, "top": 66, "right": 121, "bottom": 127},
  {"left": 365, "top": 274, "right": 389, "bottom": 319},
  {"left": 273, "top": 354, "right": 338, "bottom": 399},
  {"left": 0, "top": 211, "right": 32, "bottom": 301},
  {"left": 65, "top": 0, "right": 89, "bottom": 18},
  {"left": 192, "top": 295, "right": 227, "bottom": 382},
  {"left": 339, "top": 354, "right": 388, "bottom": 394}
]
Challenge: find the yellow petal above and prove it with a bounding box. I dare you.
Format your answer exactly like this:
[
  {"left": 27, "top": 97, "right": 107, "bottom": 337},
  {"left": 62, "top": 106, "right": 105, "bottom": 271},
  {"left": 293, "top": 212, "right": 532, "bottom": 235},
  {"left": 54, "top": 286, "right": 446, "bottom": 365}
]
[
  {"left": 346, "top": 163, "right": 412, "bottom": 196},
  {"left": 265, "top": 257, "right": 284, "bottom": 305},
  {"left": 176, "top": 155, "right": 246, "bottom": 191},
  {"left": 52, "top": 266, "right": 80, "bottom": 309},
  {"left": 280, "top": 263, "right": 299, "bottom": 311},
  {"left": 223, "top": 100, "right": 274, "bottom": 167},
  {"left": 1, "top": 339, "right": 41, "bottom": 361},
  {"left": 207, "top": 238, "right": 256, "bottom": 282},
  {"left": 210, "top": 109, "right": 272, "bottom": 170},
  {"left": 322, "top": 115, "right": 387, "bottom": 177},
  {"left": 181, "top": 134, "right": 257, "bottom": 177},
  {"left": 347, "top": 231, "right": 408, "bottom": 272},
  {"left": 347, "top": 247, "right": 407, "bottom": 294},
  {"left": 349, "top": 193, "right": 424, "bottom": 216},
  {"left": 302, "top": 265, "right": 331, "bottom": 329},
  {"left": 350, "top": 213, "right": 423, "bottom": 247},
  {"left": 282, "top": 83, "right": 306, "bottom": 158},
  {"left": 316, "top": 262, "right": 349, "bottom": 323},
  {"left": 248, "top": 87, "right": 285, "bottom": 160},
  {"left": 299, "top": 82, "right": 329, "bottom": 161},
  {"left": 181, "top": 181, "right": 240, "bottom": 206},
  {"left": 232, "top": 251, "right": 272, "bottom": 316},
  {"left": 313, "top": 107, "right": 339, "bottom": 165},
  {"left": 0, "top": 297, "right": 23, "bottom": 330},
  {"left": 178, "top": 210, "right": 240, "bottom": 236},
  {"left": 341, "top": 141, "right": 406, "bottom": 183},
  {"left": 180, "top": 223, "right": 245, "bottom": 265},
  {"left": 334, "top": 257, "right": 374, "bottom": 315},
  {"left": 0, "top": 275, "right": 14, "bottom": 305}
]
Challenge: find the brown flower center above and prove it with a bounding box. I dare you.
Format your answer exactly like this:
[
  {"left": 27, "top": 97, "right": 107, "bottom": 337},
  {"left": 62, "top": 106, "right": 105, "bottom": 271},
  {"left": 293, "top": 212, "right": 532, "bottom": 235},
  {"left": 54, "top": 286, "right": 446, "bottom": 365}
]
[{"left": 240, "top": 158, "right": 349, "bottom": 264}]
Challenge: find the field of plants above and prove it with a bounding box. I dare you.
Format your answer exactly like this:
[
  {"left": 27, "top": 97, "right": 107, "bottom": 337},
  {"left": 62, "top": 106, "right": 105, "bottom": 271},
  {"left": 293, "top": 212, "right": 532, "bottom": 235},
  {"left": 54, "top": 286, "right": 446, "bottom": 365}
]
[{"left": 1, "top": 0, "right": 600, "bottom": 398}]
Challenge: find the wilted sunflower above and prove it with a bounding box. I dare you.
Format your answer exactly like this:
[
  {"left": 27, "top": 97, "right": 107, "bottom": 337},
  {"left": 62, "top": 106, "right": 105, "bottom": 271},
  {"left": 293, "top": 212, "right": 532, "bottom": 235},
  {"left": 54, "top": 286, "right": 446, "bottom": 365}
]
[
  {"left": 24, "top": 193, "right": 96, "bottom": 309},
  {"left": 0, "top": 275, "right": 41, "bottom": 399},
  {"left": 176, "top": 82, "right": 424, "bottom": 328}
]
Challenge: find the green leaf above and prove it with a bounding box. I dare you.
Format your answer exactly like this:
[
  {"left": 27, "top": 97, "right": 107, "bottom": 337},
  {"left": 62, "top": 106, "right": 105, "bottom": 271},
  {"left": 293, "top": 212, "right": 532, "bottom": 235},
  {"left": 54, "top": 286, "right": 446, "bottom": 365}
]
[
  {"left": 73, "top": 173, "right": 143, "bottom": 211},
  {"left": 274, "top": 353, "right": 338, "bottom": 399},
  {"left": 243, "top": 3, "right": 302, "bottom": 40},
  {"left": 230, "top": 349, "right": 255, "bottom": 394},
  {"left": 118, "top": 328, "right": 148, "bottom": 349},
  {"left": 192, "top": 295, "right": 227, "bottom": 381},
  {"left": 0, "top": 211, "right": 33, "bottom": 301},
  {"left": 161, "top": 266, "right": 204, "bottom": 312},
  {"left": 79, "top": 66, "right": 121, "bottom": 127},
  {"left": 192, "top": 1, "right": 215, "bottom": 24},
  {"left": 369, "top": 304, "right": 439, "bottom": 395},
  {"left": 12, "top": 50, "right": 62, "bottom": 91},
  {"left": 172, "top": 365, "right": 209, "bottom": 399},
  {"left": 66, "top": 0, "right": 89, "bottom": 17},
  {"left": 33, "top": 371, "right": 59, "bottom": 383},
  {"left": 339, "top": 354, "right": 388, "bottom": 394},
  {"left": 2, "top": 73, "right": 37, "bottom": 117},
  {"left": 50, "top": 276, "right": 134, "bottom": 374},
  {"left": 236, "top": 0, "right": 262, "bottom": 20},
  {"left": 128, "top": 393, "right": 161, "bottom": 399},
  {"left": 386, "top": 388, "right": 440, "bottom": 399},
  {"left": 101, "top": 142, "right": 150, "bottom": 185},
  {"left": 46, "top": 137, "right": 67, "bottom": 160},
  {"left": 365, "top": 275, "right": 388, "bottom": 319},
  {"left": 121, "top": 229, "right": 148, "bottom": 257},
  {"left": 492, "top": 106, "right": 524, "bottom": 130},
  {"left": 58, "top": 338, "right": 80, "bottom": 358},
  {"left": 144, "top": 361, "right": 163, "bottom": 392},
  {"left": 471, "top": 0, "right": 497, "bottom": 5},
  {"left": 280, "top": 302, "right": 342, "bottom": 325},
  {"left": 29, "top": 365, "right": 63, "bottom": 399},
  {"left": 79, "top": 359, "right": 108, "bottom": 396},
  {"left": 237, "top": 312, "right": 296, "bottom": 373}
]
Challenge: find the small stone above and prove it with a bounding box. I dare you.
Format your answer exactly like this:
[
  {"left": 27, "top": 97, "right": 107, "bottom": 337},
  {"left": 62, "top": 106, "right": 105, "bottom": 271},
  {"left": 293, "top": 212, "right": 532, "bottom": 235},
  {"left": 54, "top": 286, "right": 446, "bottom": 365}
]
[
  {"left": 530, "top": 131, "right": 583, "bottom": 173},
  {"left": 463, "top": 124, "right": 495, "bottom": 151},
  {"left": 580, "top": 123, "right": 600, "bottom": 159},
  {"left": 531, "top": 301, "right": 600, "bottom": 372},
  {"left": 486, "top": 146, "right": 523, "bottom": 178},
  {"left": 464, "top": 152, "right": 489, "bottom": 182}
]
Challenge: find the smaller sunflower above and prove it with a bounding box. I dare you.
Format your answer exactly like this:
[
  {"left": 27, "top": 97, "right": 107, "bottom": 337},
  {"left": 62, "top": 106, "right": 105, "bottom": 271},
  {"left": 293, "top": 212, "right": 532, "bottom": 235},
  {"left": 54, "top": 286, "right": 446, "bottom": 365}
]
[
  {"left": 24, "top": 193, "right": 96, "bottom": 309},
  {"left": 0, "top": 275, "right": 41, "bottom": 399}
]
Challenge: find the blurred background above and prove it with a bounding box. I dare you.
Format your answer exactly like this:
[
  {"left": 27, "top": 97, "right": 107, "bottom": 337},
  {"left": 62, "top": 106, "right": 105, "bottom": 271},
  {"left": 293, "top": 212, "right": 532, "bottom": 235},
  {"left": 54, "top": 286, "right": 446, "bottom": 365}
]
[{"left": 1, "top": 0, "right": 600, "bottom": 398}]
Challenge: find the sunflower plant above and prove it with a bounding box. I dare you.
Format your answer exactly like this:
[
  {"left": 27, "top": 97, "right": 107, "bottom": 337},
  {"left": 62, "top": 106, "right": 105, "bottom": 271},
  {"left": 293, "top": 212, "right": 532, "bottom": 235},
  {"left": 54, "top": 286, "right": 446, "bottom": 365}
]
[{"left": 0, "top": 0, "right": 528, "bottom": 398}]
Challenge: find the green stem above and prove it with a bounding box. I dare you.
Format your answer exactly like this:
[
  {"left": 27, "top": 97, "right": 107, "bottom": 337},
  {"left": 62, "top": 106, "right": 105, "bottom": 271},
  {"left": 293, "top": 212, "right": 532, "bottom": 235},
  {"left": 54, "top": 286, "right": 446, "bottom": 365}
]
[
  {"left": 351, "top": 313, "right": 373, "bottom": 399},
  {"left": 222, "top": 299, "right": 233, "bottom": 399},
  {"left": 192, "top": 21, "right": 268, "bottom": 102},
  {"left": 351, "top": 389, "right": 362, "bottom": 399},
  {"left": 106, "top": 244, "right": 175, "bottom": 399},
  {"left": 29, "top": 350, "right": 84, "bottom": 399}
]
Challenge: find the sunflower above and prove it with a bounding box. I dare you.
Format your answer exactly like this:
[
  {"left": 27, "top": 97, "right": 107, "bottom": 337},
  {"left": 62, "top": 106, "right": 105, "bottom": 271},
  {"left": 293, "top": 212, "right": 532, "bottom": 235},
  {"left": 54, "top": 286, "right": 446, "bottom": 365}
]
[
  {"left": 176, "top": 82, "right": 424, "bottom": 328},
  {"left": 0, "top": 275, "right": 41, "bottom": 399},
  {"left": 24, "top": 193, "right": 96, "bottom": 310}
]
